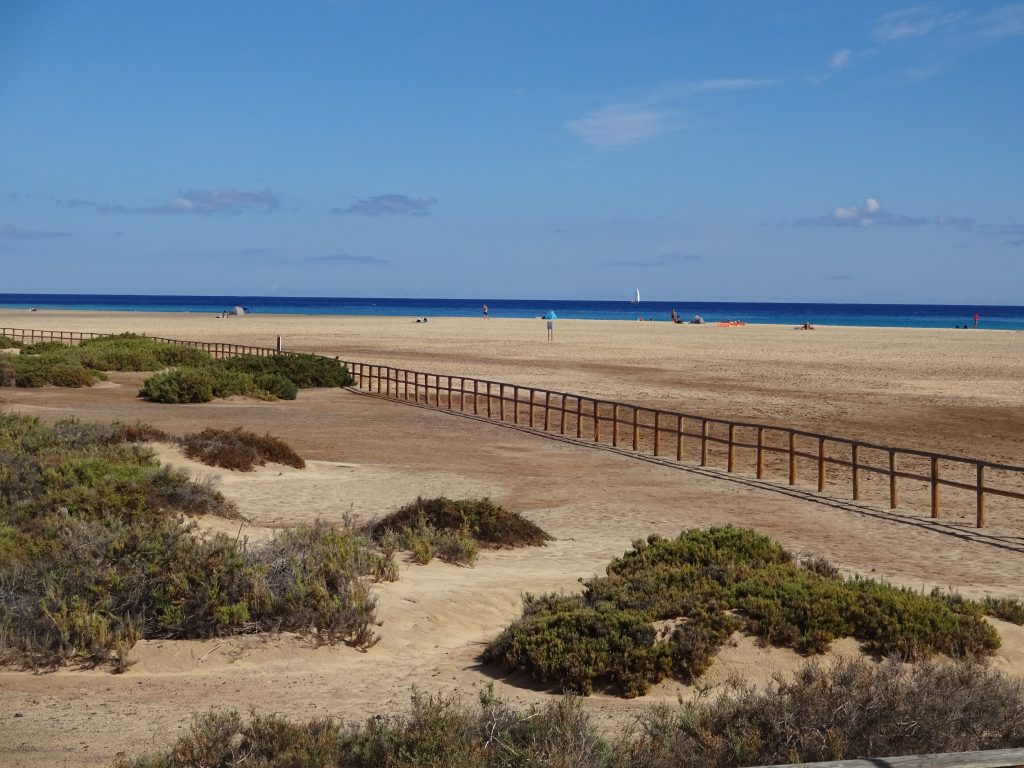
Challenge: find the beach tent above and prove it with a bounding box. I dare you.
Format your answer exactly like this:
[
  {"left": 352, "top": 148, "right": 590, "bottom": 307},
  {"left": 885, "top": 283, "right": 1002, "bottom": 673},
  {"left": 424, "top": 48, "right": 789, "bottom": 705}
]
[
  {"left": 229, "top": 306, "right": 246, "bottom": 316},
  {"left": 544, "top": 310, "right": 558, "bottom": 320}
]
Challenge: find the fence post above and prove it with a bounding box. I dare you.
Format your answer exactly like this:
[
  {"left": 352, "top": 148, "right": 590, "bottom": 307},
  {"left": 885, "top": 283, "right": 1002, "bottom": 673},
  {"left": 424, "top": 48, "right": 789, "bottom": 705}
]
[
  {"left": 677, "top": 415, "right": 684, "bottom": 461},
  {"left": 931, "top": 456, "right": 940, "bottom": 518},
  {"left": 559, "top": 394, "right": 566, "bottom": 434},
  {"left": 789, "top": 431, "right": 797, "bottom": 485},
  {"left": 889, "top": 449, "right": 898, "bottom": 509},
  {"left": 513, "top": 387, "right": 519, "bottom": 424},
  {"left": 446, "top": 375, "right": 452, "bottom": 409},
  {"left": 594, "top": 401, "right": 601, "bottom": 443},
  {"left": 852, "top": 443, "right": 860, "bottom": 500},
  {"left": 576, "top": 397, "right": 582, "bottom": 438},
  {"left": 727, "top": 424, "right": 735, "bottom": 473},
  {"left": 473, "top": 380, "right": 479, "bottom": 414},
  {"left": 487, "top": 382, "right": 492, "bottom": 418},
  {"left": 632, "top": 408, "right": 639, "bottom": 451},
  {"left": 700, "top": 419, "right": 708, "bottom": 466},
  {"left": 544, "top": 391, "right": 550, "bottom": 431},
  {"left": 528, "top": 389, "right": 535, "bottom": 428},
  {"left": 977, "top": 463, "right": 986, "bottom": 528},
  {"left": 818, "top": 437, "right": 827, "bottom": 492},
  {"left": 654, "top": 412, "right": 661, "bottom": 456},
  {"left": 612, "top": 404, "right": 619, "bottom": 447},
  {"left": 756, "top": 427, "right": 764, "bottom": 479},
  {"left": 499, "top": 385, "right": 505, "bottom": 421}
]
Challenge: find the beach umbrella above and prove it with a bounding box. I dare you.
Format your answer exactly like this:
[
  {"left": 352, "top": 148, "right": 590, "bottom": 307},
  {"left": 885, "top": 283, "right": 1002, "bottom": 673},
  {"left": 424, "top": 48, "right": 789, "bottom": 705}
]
[{"left": 544, "top": 310, "right": 558, "bottom": 320}]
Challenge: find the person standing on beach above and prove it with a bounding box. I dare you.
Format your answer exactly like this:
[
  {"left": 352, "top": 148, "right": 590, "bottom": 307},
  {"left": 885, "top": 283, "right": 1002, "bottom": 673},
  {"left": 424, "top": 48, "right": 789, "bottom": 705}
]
[
  {"left": 974, "top": 311, "right": 980, "bottom": 329},
  {"left": 482, "top": 303, "right": 488, "bottom": 319},
  {"left": 544, "top": 310, "right": 557, "bottom": 341}
]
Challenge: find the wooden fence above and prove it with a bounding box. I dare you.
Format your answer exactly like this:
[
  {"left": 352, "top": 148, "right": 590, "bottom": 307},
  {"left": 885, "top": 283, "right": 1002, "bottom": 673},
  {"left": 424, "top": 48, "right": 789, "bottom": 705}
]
[
  {"left": 339, "top": 362, "right": 1024, "bottom": 530},
  {"left": 4, "top": 326, "right": 1023, "bottom": 529}
]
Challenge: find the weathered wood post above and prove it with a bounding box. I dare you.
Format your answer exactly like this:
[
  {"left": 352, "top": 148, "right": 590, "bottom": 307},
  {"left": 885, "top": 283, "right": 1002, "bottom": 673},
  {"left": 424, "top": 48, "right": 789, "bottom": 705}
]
[
  {"left": 756, "top": 427, "right": 765, "bottom": 479},
  {"left": 473, "top": 380, "right": 479, "bottom": 414},
  {"left": 889, "top": 449, "right": 898, "bottom": 508},
  {"left": 851, "top": 443, "right": 860, "bottom": 500},
  {"left": 789, "top": 431, "right": 797, "bottom": 485},
  {"left": 654, "top": 412, "right": 661, "bottom": 456},
  {"left": 612, "top": 404, "right": 619, "bottom": 447},
  {"left": 513, "top": 387, "right": 519, "bottom": 424},
  {"left": 976, "top": 463, "right": 986, "bottom": 528},
  {"left": 677, "top": 415, "right": 684, "bottom": 461},
  {"left": 632, "top": 407, "right": 639, "bottom": 451},
  {"left": 700, "top": 419, "right": 709, "bottom": 466},
  {"left": 931, "top": 456, "right": 940, "bottom": 518},
  {"left": 559, "top": 394, "right": 566, "bottom": 434},
  {"left": 499, "top": 384, "right": 506, "bottom": 421},
  {"left": 486, "top": 382, "right": 492, "bottom": 418},
  {"left": 727, "top": 424, "right": 735, "bottom": 473},
  {"left": 276, "top": 335, "right": 282, "bottom": 353},
  {"left": 528, "top": 389, "right": 535, "bottom": 428},
  {"left": 594, "top": 401, "right": 601, "bottom": 443},
  {"left": 818, "top": 437, "right": 827, "bottom": 492},
  {"left": 544, "top": 391, "right": 550, "bottom": 431},
  {"left": 576, "top": 397, "right": 582, "bottom": 438}
]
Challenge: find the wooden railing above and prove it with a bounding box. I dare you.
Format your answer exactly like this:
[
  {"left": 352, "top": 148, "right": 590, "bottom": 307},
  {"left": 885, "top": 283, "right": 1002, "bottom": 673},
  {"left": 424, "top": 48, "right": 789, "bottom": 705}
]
[
  {"left": 4, "top": 327, "right": 1023, "bottom": 529},
  {"left": 752, "top": 746, "right": 1024, "bottom": 767},
  {"left": 338, "top": 362, "right": 1024, "bottom": 530}
]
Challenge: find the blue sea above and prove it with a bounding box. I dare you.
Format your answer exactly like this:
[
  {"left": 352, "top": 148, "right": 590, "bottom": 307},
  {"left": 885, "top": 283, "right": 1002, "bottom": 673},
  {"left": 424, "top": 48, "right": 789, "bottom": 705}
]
[{"left": 1, "top": 294, "right": 1022, "bottom": 331}]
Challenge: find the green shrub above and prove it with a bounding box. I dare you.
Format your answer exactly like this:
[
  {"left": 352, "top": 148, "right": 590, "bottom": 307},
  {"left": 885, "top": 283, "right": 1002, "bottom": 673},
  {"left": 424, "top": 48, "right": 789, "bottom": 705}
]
[
  {"left": 221, "top": 353, "right": 353, "bottom": 388},
  {"left": 483, "top": 527, "right": 1018, "bottom": 697},
  {"left": 139, "top": 367, "right": 216, "bottom": 403},
  {"left": 369, "top": 496, "right": 552, "bottom": 549},
  {"left": 435, "top": 528, "right": 479, "bottom": 566},
  {"left": 0, "top": 335, "right": 22, "bottom": 349},
  {"left": 0, "top": 414, "right": 387, "bottom": 670},
  {"left": 117, "top": 659, "right": 1024, "bottom": 767}
]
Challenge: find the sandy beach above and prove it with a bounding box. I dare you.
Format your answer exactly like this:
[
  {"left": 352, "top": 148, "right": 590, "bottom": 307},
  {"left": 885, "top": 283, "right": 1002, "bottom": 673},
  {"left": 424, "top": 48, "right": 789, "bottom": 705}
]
[{"left": 2, "top": 309, "right": 1024, "bottom": 766}]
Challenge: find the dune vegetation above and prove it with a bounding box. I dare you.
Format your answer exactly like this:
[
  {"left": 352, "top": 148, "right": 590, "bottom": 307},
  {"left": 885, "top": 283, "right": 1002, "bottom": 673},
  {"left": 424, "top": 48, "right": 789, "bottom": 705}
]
[
  {"left": 0, "top": 333, "right": 353, "bottom": 402},
  {"left": 0, "top": 413, "right": 392, "bottom": 671},
  {"left": 483, "top": 526, "right": 1024, "bottom": 698}
]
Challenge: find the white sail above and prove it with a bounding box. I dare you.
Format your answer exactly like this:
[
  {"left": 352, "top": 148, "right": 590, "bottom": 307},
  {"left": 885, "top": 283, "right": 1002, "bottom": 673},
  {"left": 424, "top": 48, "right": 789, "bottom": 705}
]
[{"left": 631, "top": 288, "right": 640, "bottom": 304}]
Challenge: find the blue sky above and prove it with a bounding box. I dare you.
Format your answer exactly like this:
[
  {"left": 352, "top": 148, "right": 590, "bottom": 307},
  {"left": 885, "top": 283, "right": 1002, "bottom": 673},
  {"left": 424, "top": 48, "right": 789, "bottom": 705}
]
[{"left": 1, "top": 1, "right": 1022, "bottom": 303}]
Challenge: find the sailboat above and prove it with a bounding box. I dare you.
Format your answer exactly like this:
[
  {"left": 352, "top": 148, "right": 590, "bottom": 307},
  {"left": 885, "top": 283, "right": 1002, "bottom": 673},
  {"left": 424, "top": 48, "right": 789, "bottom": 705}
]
[{"left": 630, "top": 288, "right": 640, "bottom": 304}]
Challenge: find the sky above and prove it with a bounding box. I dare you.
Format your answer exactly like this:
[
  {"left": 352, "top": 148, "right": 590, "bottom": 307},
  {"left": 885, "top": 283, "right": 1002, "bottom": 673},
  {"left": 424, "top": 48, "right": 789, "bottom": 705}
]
[{"left": 1, "top": 1, "right": 1022, "bottom": 303}]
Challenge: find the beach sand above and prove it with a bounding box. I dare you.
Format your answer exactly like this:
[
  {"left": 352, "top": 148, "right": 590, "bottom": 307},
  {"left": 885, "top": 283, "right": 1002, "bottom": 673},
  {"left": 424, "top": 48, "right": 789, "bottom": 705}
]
[{"left": 2, "top": 309, "right": 1024, "bottom": 766}]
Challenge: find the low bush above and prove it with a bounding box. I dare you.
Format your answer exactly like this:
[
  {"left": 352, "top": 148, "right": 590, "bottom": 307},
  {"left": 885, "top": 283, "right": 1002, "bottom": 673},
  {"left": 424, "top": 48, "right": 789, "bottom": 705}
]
[
  {"left": 180, "top": 427, "right": 305, "bottom": 471},
  {"left": 138, "top": 366, "right": 216, "bottom": 403},
  {"left": 116, "top": 659, "right": 1024, "bottom": 767},
  {"left": 369, "top": 496, "right": 552, "bottom": 549},
  {"left": 0, "top": 334, "right": 22, "bottom": 349},
  {"left": 221, "top": 353, "right": 354, "bottom": 388},
  {"left": 0, "top": 414, "right": 393, "bottom": 670},
  {"left": 483, "top": 527, "right": 1021, "bottom": 697}
]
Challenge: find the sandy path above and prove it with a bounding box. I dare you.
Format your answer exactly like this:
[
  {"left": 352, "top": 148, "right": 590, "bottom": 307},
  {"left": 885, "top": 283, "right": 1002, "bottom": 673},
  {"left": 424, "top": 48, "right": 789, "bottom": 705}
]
[{"left": 1, "top": 312, "right": 1024, "bottom": 766}]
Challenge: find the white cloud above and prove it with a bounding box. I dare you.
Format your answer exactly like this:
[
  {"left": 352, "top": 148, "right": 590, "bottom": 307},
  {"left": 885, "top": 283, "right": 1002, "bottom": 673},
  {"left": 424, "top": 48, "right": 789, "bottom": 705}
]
[
  {"left": 63, "top": 188, "right": 281, "bottom": 214},
  {"left": 975, "top": 3, "right": 1024, "bottom": 37},
  {"left": 829, "top": 48, "right": 853, "bottom": 68},
  {"left": 332, "top": 194, "right": 438, "bottom": 217},
  {"left": 567, "top": 78, "right": 776, "bottom": 148},
  {"left": 872, "top": 7, "right": 965, "bottom": 41},
  {"left": 0, "top": 224, "right": 70, "bottom": 239},
  {"left": 793, "top": 197, "right": 928, "bottom": 227},
  {"left": 566, "top": 106, "right": 674, "bottom": 148}
]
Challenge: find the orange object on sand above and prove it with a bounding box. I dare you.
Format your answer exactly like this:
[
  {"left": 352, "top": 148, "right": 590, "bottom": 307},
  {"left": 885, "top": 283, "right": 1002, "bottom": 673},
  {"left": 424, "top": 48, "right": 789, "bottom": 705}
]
[{"left": 715, "top": 320, "right": 746, "bottom": 327}]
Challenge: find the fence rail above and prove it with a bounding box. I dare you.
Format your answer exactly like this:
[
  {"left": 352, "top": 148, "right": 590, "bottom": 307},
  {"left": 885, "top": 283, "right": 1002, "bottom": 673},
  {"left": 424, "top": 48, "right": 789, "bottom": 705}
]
[
  {"left": 4, "top": 326, "right": 1023, "bottom": 529},
  {"left": 337, "top": 362, "right": 1024, "bottom": 530}
]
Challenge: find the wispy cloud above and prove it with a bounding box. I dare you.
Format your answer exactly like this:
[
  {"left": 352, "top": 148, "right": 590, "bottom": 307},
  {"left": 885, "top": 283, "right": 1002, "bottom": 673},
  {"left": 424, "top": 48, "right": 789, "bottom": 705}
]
[
  {"left": 1005, "top": 239, "right": 1024, "bottom": 248},
  {"left": 975, "top": 3, "right": 1024, "bottom": 38},
  {"left": 62, "top": 188, "right": 281, "bottom": 214},
  {"left": 872, "top": 7, "right": 965, "bottom": 41},
  {"left": 829, "top": 48, "right": 853, "bottom": 69},
  {"left": 332, "top": 194, "right": 438, "bottom": 217},
  {"left": 934, "top": 215, "right": 977, "bottom": 230},
  {"left": 567, "top": 78, "right": 777, "bottom": 148},
  {"left": 309, "top": 253, "right": 389, "bottom": 264},
  {"left": 791, "top": 198, "right": 928, "bottom": 227},
  {"left": 605, "top": 250, "right": 701, "bottom": 267},
  {"left": 0, "top": 224, "right": 71, "bottom": 239}
]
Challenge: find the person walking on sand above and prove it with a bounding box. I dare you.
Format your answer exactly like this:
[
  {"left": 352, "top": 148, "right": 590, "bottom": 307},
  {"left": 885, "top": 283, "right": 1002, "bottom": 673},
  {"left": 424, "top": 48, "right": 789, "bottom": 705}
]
[
  {"left": 544, "top": 310, "right": 557, "bottom": 341},
  {"left": 482, "top": 303, "right": 488, "bottom": 319},
  {"left": 974, "top": 311, "right": 980, "bottom": 329}
]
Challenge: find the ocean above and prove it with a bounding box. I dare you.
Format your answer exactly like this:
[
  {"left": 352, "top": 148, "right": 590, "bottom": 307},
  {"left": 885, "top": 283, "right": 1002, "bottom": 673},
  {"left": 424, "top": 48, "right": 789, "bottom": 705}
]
[{"left": 1, "top": 294, "right": 1022, "bottom": 331}]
